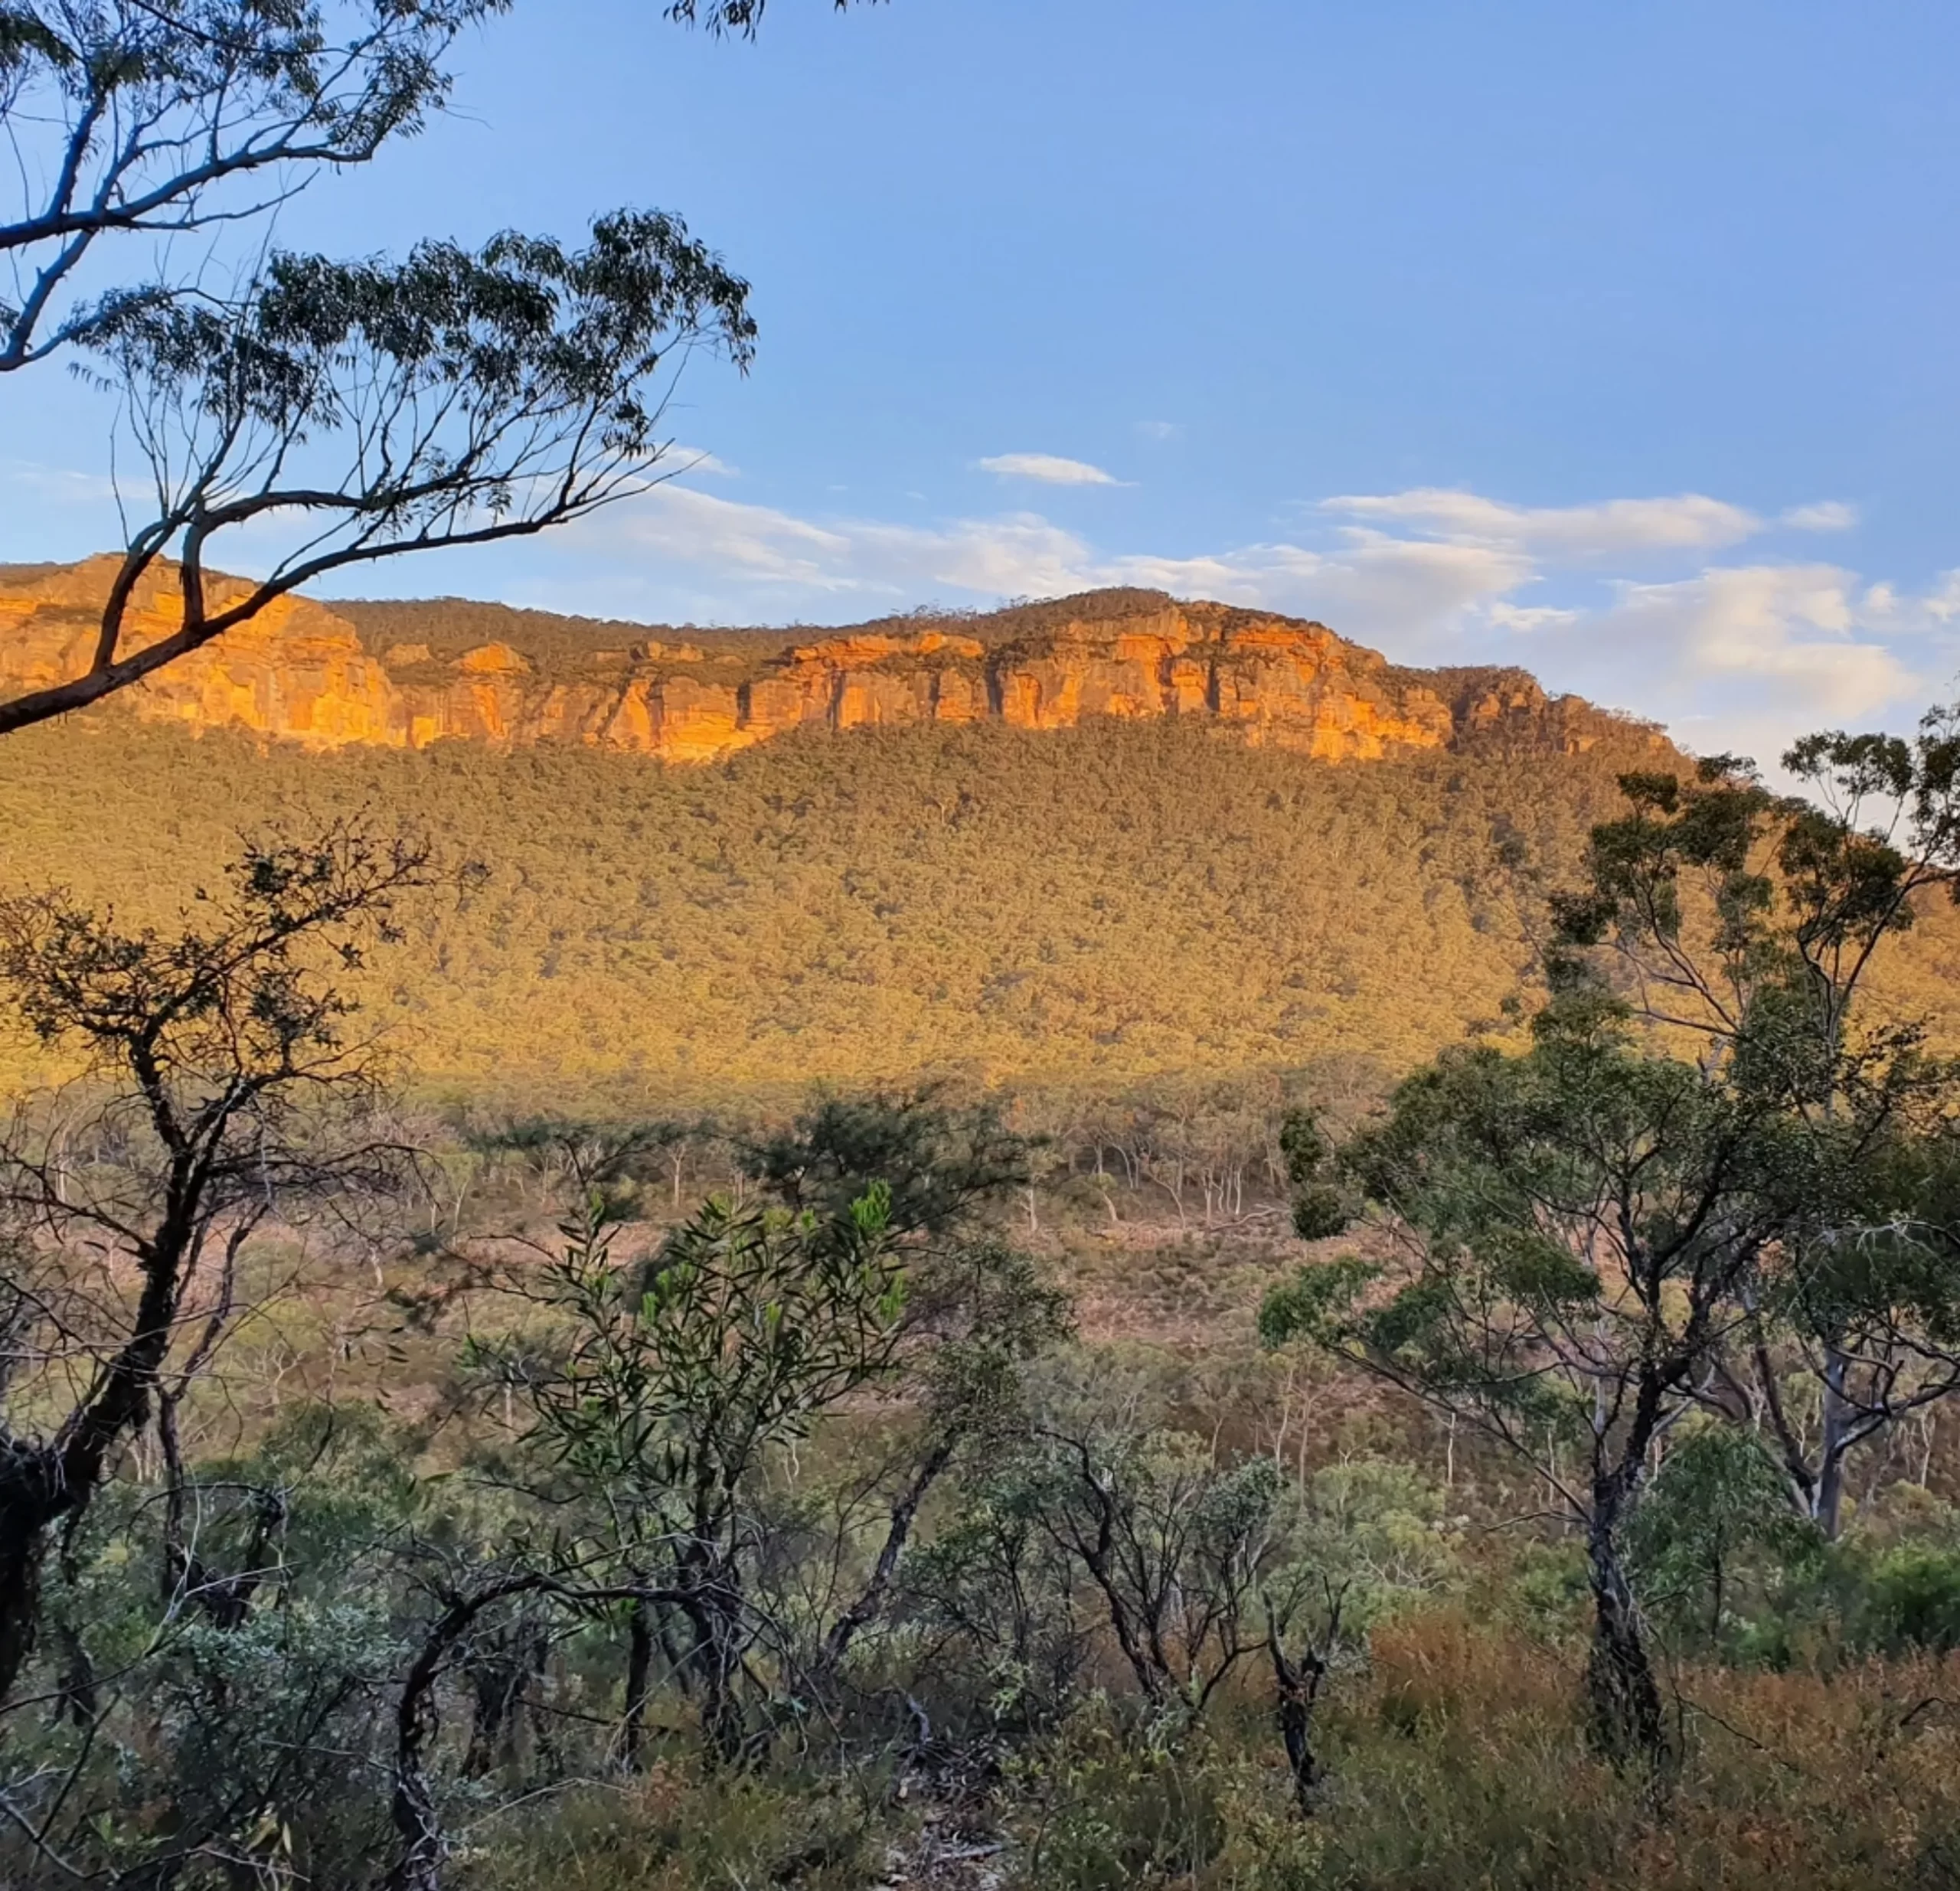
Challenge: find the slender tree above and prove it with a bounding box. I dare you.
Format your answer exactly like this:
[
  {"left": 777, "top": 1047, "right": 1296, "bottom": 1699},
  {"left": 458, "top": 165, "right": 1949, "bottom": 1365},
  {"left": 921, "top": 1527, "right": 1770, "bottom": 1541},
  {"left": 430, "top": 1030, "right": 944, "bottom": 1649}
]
[
  {"left": 0, "top": 822, "right": 437, "bottom": 1703},
  {"left": 1549, "top": 710, "right": 1960, "bottom": 1534},
  {"left": 1260, "top": 1005, "right": 1797, "bottom": 1768}
]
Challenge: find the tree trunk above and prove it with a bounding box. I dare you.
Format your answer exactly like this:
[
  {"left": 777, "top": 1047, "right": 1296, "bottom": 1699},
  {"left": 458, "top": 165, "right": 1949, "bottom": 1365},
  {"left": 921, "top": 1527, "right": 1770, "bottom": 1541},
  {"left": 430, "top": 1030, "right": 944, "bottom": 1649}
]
[
  {"left": 700, "top": 1599, "right": 746, "bottom": 1767},
  {"left": 622, "top": 1599, "right": 654, "bottom": 1772},
  {"left": 1584, "top": 1514, "right": 1667, "bottom": 1771},
  {"left": 675, "top": 1562, "right": 750, "bottom": 1767},
  {"left": 0, "top": 1210, "right": 202, "bottom": 1703},
  {"left": 462, "top": 1641, "right": 524, "bottom": 1779},
  {"left": 1815, "top": 1342, "right": 1853, "bottom": 1540},
  {"left": 0, "top": 1484, "right": 49, "bottom": 1707},
  {"left": 1267, "top": 1633, "right": 1328, "bottom": 1815},
  {"left": 816, "top": 1438, "right": 956, "bottom": 1676}
]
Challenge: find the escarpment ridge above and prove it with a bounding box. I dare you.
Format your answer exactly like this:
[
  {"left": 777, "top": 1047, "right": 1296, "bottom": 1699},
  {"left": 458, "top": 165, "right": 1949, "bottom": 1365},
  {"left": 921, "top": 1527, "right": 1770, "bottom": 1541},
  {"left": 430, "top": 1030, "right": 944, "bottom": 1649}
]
[{"left": 0, "top": 557, "right": 1663, "bottom": 763}]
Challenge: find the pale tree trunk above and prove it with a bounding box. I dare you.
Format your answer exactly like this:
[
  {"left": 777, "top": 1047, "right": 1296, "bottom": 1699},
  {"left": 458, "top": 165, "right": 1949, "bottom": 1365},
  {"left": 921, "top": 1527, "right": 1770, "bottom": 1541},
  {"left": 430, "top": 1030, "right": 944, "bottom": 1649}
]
[{"left": 1815, "top": 1341, "right": 1854, "bottom": 1540}]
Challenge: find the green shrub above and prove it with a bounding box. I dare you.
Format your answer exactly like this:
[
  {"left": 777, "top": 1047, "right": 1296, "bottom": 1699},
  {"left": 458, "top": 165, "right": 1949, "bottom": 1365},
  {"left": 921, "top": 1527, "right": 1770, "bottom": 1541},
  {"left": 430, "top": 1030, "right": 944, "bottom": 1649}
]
[
  {"left": 1859, "top": 1543, "right": 1960, "bottom": 1655},
  {"left": 1014, "top": 1713, "right": 1229, "bottom": 1891}
]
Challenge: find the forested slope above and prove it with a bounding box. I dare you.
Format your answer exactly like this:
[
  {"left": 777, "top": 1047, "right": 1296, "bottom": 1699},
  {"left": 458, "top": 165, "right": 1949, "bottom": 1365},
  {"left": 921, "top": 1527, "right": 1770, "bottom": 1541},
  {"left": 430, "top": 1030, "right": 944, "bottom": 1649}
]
[{"left": 3, "top": 714, "right": 1955, "bottom": 1101}]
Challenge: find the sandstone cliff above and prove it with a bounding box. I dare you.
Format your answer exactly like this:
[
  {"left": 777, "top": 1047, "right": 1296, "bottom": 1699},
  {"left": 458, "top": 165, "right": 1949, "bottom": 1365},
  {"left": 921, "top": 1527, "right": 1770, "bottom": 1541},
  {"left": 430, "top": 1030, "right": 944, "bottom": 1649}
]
[{"left": 0, "top": 556, "right": 1661, "bottom": 764}]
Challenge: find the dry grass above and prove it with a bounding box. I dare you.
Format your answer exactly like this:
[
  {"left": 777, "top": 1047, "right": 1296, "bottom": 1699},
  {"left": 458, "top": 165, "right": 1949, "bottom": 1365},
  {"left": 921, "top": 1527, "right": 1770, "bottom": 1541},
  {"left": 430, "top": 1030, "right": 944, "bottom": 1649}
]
[{"left": 1298, "top": 1612, "right": 1960, "bottom": 1891}]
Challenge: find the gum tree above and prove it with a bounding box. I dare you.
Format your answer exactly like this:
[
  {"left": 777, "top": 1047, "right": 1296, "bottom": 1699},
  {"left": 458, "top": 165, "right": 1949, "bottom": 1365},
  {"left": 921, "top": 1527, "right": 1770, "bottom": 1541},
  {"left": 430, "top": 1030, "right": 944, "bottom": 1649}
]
[
  {"left": 1550, "top": 711, "right": 1960, "bottom": 1535},
  {"left": 1262, "top": 1003, "right": 1797, "bottom": 1768},
  {"left": 0, "top": 1, "right": 876, "bottom": 734}
]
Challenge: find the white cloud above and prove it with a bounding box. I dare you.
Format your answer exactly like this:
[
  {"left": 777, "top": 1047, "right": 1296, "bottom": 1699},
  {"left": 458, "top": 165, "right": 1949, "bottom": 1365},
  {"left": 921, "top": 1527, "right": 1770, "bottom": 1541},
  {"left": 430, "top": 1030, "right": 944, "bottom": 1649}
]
[
  {"left": 603, "top": 485, "right": 1101, "bottom": 600},
  {"left": 592, "top": 485, "right": 1536, "bottom": 646},
  {"left": 2, "top": 459, "right": 119, "bottom": 505},
  {"left": 557, "top": 478, "right": 1960, "bottom": 765},
  {"left": 1323, "top": 488, "right": 1762, "bottom": 557},
  {"left": 1102, "top": 531, "right": 1534, "bottom": 651},
  {"left": 1528, "top": 564, "right": 1929, "bottom": 771},
  {"left": 1595, "top": 565, "right": 1902, "bottom": 702},
  {"left": 978, "top": 452, "right": 1122, "bottom": 487},
  {"left": 1780, "top": 500, "right": 1860, "bottom": 532},
  {"left": 1488, "top": 602, "right": 1583, "bottom": 632},
  {"left": 1924, "top": 570, "right": 1960, "bottom": 623},
  {"left": 1134, "top": 420, "right": 1183, "bottom": 441},
  {"left": 665, "top": 445, "right": 737, "bottom": 478}
]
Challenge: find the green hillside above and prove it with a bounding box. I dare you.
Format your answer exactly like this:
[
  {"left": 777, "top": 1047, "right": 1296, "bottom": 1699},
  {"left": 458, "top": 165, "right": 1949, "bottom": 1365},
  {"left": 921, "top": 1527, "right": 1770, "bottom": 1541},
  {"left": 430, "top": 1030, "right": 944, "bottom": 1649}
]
[{"left": 2, "top": 711, "right": 1955, "bottom": 1102}]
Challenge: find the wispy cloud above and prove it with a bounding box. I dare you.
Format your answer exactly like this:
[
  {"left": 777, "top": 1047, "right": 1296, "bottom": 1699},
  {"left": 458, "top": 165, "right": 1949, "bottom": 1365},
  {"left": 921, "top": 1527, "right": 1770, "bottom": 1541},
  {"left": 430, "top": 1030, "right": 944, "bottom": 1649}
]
[
  {"left": 1322, "top": 489, "right": 1763, "bottom": 558},
  {"left": 666, "top": 445, "right": 738, "bottom": 478},
  {"left": 608, "top": 486, "right": 1100, "bottom": 599},
  {"left": 978, "top": 452, "right": 1123, "bottom": 487},
  {"left": 2, "top": 459, "right": 119, "bottom": 506},
  {"left": 1780, "top": 500, "right": 1860, "bottom": 532},
  {"left": 588, "top": 485, "right": 1536, "bottom": 636}
]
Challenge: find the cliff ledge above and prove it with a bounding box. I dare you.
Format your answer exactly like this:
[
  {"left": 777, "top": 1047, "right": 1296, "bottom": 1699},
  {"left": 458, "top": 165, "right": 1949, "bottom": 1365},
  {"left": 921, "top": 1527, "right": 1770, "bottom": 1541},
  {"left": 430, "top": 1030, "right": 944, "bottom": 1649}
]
[{"left": 0, "top": 557, "right": 1661, "bottom": 764}]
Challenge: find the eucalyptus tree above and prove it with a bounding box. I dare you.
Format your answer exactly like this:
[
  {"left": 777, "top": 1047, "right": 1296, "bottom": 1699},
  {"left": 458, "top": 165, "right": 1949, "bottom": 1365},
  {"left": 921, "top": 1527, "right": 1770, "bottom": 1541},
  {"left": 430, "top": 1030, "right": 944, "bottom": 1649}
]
[
  {"left": 0, "top": 211, "right": 756, "bottom": 733},
  {"left": 1260, "top": 704, "right": 1960, "bottom": 1763},
  {"left": 1548, "top": 710, "right": 1960, "bottom": 1535},
  {"left": 1, "top": 2, "right": 499, "bottom": 374},
  {"left": 0, "top": 0, "right": 876, "bottom": 736},
  {"left": 1259, "top": 1002, "right": 1798, "bottom": 1769}
]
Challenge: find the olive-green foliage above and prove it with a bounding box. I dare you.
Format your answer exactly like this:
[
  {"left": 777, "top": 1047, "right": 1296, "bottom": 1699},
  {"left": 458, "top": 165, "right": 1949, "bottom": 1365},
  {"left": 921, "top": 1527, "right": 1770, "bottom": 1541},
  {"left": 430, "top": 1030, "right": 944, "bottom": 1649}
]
[
  {"left": 1628, "top": 1426, "right": 1821, "bottom": 1647},
  {"left": 1859, "top": 1543, "right": 1960, "bottom": 1655},
  {"left": 1265, "top": 1023, "right": 1791, "bottom": 1442},
  {"left": 1533, "top": 733, "right": 1960, "bottom": 1546},
  {"left": 473, "top": 1184, "right": 911, "bottom": 1539},
  {"left": 9, "top": 1409, "right": 433, "bottom": 1886},
  {"left": 0, "top": 714, "right": 1749, "bottom": 1096},
  {"left": 457, "top": 1765, "right": 882, "bottom": 1891},
  {"left": 1014, "top": 1713, "right": 1235, "bottom": 1891},
  {"left": 737, "top": 1086, "right": 1032, "bottom": 1237}
]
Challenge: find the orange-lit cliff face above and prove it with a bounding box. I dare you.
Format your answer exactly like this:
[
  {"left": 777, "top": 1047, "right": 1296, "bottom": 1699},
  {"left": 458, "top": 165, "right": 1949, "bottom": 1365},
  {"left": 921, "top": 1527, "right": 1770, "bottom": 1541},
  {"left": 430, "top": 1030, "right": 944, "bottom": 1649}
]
[{"left": 0, "top": 557, "right": 1656, "bottom": 763}]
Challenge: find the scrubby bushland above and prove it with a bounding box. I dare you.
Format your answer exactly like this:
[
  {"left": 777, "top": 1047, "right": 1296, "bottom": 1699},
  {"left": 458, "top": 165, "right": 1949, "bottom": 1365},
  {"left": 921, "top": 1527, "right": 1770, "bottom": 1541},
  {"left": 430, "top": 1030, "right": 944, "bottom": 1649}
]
[{"left": 2, "top": 710, "right": 1960, "bottom": 1887}]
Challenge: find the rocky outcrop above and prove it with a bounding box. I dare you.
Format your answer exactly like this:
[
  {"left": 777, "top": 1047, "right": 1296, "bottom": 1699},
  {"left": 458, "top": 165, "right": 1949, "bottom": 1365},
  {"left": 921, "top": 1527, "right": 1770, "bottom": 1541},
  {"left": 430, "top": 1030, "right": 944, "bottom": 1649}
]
[{"left": 0, "top": 556, "right": 1662, "bottom": 763}]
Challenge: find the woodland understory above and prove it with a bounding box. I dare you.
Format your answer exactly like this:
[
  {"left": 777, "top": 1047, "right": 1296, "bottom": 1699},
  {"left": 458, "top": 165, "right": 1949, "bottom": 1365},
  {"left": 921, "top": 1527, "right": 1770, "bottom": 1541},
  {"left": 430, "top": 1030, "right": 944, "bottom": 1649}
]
[{"left": 0, "top": 719, "right": 1958, "bottom": 1891}]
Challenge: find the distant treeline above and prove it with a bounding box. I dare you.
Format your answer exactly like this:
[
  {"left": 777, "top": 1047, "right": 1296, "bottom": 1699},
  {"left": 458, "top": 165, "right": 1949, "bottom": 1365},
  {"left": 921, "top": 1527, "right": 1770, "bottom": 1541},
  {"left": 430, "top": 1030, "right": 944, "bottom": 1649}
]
[{"left": 330, "top": 585, "right": 1283, "bottom": 671}]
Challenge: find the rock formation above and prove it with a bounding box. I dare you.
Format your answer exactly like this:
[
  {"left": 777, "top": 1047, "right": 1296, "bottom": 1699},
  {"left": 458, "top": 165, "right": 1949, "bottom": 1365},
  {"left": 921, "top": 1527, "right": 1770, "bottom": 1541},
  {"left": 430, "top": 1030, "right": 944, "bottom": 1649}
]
[{"left": 0, "top": 555, "right": 1661, "bottom": 764}]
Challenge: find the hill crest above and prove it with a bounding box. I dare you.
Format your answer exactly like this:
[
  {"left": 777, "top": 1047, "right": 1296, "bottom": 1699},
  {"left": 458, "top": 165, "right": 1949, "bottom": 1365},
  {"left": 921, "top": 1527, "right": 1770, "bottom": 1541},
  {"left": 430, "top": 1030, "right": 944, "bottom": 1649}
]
[{"left": 0, "top": 555, "right": 1664, "bottom": 766}]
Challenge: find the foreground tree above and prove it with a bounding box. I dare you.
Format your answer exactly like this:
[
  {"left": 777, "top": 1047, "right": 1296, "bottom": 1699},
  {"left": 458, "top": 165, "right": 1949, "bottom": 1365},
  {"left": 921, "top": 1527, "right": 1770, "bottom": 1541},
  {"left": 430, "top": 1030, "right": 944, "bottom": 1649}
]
[
  {"left": 0, "top": 823, "right": 436, "bottom": 1702},
  {"left": 1550, "top": 710, "right": 1960, "bottom": 1534},
  {"left": 0, "top": 0, "right": 876, "bottom": 735},
  {"left": 1263, "top": 703, "right": 1960, "bottom": 1764},
  {"left": 1, "top": 2, "right": 510, "bottom": 374},
  {"left": 471, "top": 1095, "right": 1060, "bottom": 1769},
  {"left": 1261, "top": 1008, "right": 1793, "bottom": 1769},
  {"left": 0, "top": 211, "right": 756, "bottom": 733}
]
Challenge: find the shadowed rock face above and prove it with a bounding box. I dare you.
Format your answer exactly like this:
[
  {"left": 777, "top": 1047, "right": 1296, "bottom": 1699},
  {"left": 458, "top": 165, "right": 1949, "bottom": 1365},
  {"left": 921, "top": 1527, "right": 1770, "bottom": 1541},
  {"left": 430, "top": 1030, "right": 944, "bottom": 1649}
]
[{"left": 0, "top": 556, "right": 1663, "bottom": 763}]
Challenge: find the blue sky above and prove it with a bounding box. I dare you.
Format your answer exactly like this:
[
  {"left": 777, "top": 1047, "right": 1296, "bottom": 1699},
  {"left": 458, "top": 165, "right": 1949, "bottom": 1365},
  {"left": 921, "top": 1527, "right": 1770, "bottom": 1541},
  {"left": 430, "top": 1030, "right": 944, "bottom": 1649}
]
[{"left": 8, "top": 0, "right": 1960, "bottom": 762}]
